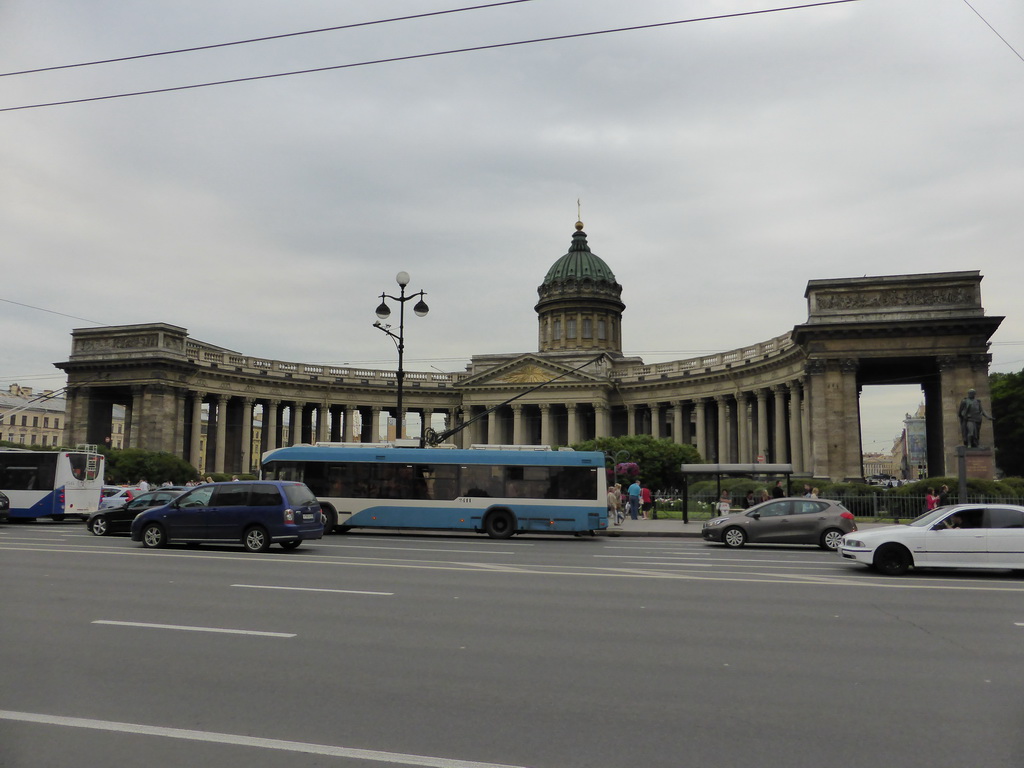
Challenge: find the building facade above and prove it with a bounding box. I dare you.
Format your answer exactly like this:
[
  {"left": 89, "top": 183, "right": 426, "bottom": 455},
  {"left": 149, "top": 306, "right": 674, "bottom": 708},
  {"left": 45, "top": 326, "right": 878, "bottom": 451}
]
[{"left": 56, "top": 223, "right": 1002, "bottom": 480}]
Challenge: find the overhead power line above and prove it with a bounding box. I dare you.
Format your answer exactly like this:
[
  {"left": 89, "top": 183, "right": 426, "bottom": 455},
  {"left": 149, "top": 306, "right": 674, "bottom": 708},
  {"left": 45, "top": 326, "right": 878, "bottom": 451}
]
[
  {"left": 0, "top": 0, "right": 861, "bottom": 113},
  {"left": 961, "top": 0, "right": 1024, "bottom": 64},
  {"left": 0, "top": 0, "right": 537, "bottom": 78}
]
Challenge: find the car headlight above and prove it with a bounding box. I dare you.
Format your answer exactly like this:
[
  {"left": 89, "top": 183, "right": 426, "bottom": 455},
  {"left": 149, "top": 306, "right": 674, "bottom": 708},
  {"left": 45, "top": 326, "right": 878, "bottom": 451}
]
[
  {"left": 843, "top": 538, "right": 864, "bottom": 548},
  {"left": 709, "top": 518, "right": 727, "bottom": 526}
]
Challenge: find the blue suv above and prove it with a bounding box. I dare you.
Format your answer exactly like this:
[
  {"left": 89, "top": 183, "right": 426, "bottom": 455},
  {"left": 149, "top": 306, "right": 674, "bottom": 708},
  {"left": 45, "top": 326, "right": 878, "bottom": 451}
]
[{"left": 130, "top": 481, "right": 323, "bottom": 552}]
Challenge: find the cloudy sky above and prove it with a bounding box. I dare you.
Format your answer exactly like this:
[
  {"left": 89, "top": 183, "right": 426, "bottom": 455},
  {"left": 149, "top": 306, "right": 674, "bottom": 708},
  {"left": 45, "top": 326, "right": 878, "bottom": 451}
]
[{"left": 2, "top": 0, "right": 1022, "bottom": 451}]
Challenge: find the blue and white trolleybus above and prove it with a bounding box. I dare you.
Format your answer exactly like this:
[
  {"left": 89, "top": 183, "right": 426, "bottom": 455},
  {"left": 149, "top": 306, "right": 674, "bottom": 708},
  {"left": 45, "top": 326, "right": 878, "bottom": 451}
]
[
  {"left": 261, "top": 444, "right": 608, "bottom": 538},
  {"left": 0, "top": 447, "right": 105, "bottom": 521}
]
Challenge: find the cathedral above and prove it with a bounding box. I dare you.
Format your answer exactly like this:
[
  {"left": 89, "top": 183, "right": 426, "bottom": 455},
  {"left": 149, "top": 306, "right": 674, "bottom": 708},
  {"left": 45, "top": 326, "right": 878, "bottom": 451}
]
[{"left": 58, "top": 222, "right": 1001, "bottom": 481}]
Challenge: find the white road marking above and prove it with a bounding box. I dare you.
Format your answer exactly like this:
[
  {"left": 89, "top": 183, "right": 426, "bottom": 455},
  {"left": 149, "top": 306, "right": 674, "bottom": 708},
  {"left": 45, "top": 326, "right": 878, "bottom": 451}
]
[
  {"left": 232, "top": 584, "right": 393, "bottom": 596},
  {"left": 6, "top": 543, "right": 1024, "bottom": 591},
  {"left": 91, "top": 620, "right": 295, "bottom": 637},
  {"left": 0, "top": 710, "right": 531, "bottom": 768},
  {"left": 342, "top": 543, "right": 522, "bottom": 555}
]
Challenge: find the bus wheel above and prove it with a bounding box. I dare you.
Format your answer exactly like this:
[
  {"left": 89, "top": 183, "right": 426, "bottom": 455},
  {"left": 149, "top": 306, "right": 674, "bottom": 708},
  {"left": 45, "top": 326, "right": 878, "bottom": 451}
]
[
  {"left": 484, "top": 510, "right": 516, "bottom": 539},
  {"left": 321, "top": 506, "right": 337, "bottom": 535}
]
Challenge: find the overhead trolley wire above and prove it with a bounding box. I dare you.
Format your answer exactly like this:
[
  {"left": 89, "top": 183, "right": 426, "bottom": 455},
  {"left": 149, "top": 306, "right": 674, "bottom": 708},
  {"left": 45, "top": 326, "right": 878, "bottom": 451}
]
[
  {"left": 0, "top": 0, "right": 861, "bottom": 113},
  {"left": 0, "top": 0, "right": 537, "bottom": 78}
]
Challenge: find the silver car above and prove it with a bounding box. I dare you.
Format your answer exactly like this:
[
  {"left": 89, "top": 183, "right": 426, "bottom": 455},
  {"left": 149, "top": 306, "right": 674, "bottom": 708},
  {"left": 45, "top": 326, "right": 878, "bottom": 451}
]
[{"left": 702, "top": 497, "right": 857, "bottom": 550}]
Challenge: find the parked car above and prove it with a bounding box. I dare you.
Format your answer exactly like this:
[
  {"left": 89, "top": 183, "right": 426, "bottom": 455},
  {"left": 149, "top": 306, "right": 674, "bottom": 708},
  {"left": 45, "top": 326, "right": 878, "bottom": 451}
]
[
  {"left": 130, "top": 481, "right": 323, "bottom": 552},
  {"left": 702, "top": 497, "right": 857, "bottom": 550},
  {"left": 87, "top": 487, "right": 186, "bottom": 536},
  {"left": 839, "top": 504, "right": 1024, "bottom": 575},
  {"left": 99, "top": 485, "right": 144, "bottom": 510}
]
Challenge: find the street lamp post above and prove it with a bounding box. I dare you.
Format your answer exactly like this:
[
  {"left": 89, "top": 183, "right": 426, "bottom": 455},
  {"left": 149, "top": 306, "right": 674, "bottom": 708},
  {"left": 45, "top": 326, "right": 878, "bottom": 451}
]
[{"left": 373, "top": 271, "right": 429, "bottom": 440}]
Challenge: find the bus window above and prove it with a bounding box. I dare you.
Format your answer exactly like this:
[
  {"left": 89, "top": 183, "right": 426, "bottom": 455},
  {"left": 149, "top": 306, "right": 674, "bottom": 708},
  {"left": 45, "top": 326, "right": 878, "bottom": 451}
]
[{"left": 461, "top": 464, "right": 500, "bottom": 497}]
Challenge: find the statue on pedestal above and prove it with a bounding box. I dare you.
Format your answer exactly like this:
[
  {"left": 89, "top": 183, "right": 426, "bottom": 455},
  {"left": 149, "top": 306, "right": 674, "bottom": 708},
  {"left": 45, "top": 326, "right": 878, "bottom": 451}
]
[{"left": 957, "top": 389, "right": 993, "bottom": 448}]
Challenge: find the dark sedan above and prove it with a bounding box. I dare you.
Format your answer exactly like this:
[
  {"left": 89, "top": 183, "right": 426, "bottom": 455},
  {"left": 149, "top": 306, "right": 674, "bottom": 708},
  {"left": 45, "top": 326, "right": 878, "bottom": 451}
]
[
  {"left": 87, "top": 487, "right": 186, "bottom": 536},
  {"left": 702, "top": 497, "right": 857, "bottom": 550}
]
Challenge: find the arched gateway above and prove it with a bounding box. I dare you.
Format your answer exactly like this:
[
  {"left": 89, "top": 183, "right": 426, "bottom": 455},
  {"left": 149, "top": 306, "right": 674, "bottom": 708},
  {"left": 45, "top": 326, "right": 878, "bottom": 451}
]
[{"left": 57, "top": 226, "right": 1001, "bottom": 481}]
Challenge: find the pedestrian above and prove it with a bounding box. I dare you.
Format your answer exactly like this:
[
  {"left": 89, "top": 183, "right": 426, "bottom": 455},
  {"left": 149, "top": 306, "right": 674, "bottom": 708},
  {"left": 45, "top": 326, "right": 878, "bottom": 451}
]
[
  {"left": 925, "top": 487, "right": 940, "bottom": 512},
  {"left": 742, "top": 490, "right": 757, "bottom": 509},
  {"left": 627, "top": 479, "right": 642, "bottom": 520},
  {"left": 810, "top": 487, "right": 819, "bottom": 499},
  {"left": 640, "top": 485, "right": 652, "bottom": 520},
  {"left": 938, "top": 484, "right": 950, "bottom": 506},
  {"left": 717, "top": 490, "right": 731, "bottom": 516},
  {"left": 803, "top": 484, "right": 812, "bottom": 497},
  {"left": 771, "top": 480, "right": 785, "bottom": 498},
  {"left": 608, "top": 484, "right": 623, "bottom": 525},
  {"left": 759, "top": 488, "right": 771, "bottom": 503},
  {"left": 138, "top": 477, "right": 150, "bottom": 493}
]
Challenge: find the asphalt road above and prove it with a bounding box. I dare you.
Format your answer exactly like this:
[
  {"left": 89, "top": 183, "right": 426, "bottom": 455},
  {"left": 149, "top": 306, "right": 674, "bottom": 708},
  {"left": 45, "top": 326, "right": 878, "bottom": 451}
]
[{"left": 2, "top": 521, "right": 1023, "bottom": 768}]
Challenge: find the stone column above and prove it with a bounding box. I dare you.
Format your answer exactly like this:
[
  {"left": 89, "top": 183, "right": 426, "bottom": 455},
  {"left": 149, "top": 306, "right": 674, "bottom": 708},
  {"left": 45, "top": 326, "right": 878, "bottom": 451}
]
[
  {"left": 460, "top": 408, "right": 472, "bottom": 448},
  {"left": 715, "top": 396, "right": 730, "bottom": 463},
  {"left": 650, "top": 404, "right": 662, "bottom": 439},
  {"left": 788, "top": 382, "right": 803, "bottom": 474},
  {"left": 595, "top": 403, "right": 611, "bottom": 439},
  {"left": 626, "top": 404, "right": 636, "bottom": 436},
  {"left": 566, "top": 404, "right": 579, "bottom": 445},
  {"left": 125, "top": 386, "right": 143, "bottom": 449},
  {"left": 672, "top": 402, "right": 685, "bottom": 445},
  {"left": 266, "top": 400, "right": 279, "bottom": 454},
  {"left": 315, "top": 404, "right": 328, "bottom": 444},
  {"left": 694, "top": 399, "right": 708, "bottom": 459},
  {"left": 540, "top": 404, "right": 552, "bottom": 446},
  {"left": 512, "top": 404, "right": 524, "bottom": 445},
  {"left": 343, "top": 407, "right": 356, "bottom": 442},
  {"left": 213, "top": 394, "right": 228, "bottom": 474},
  {"left": 737, "top": 394, "right": 750, "bottom": 463},
  {"left": 487, "top": 407, "right": 500, "bottom": 445},
  {"left": 773, "top": 386, "right": 788, "bottom": 464},
  {"left": 369, "top": 406, "right": 381, "bottom": 442},
  {"left": 189, "top": 392, "right": 205, "bottom": 472},
  {"left": 756, "top": 389, "right": 769, "bottom": 462},
  {"left": 240, "top": 398, "right": 253, "bottom": 474}
]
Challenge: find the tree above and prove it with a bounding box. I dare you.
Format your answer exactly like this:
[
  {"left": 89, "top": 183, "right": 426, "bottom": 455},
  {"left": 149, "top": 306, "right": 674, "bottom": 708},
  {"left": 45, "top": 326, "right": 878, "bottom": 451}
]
[
  {"left": 101, "top": 448, "right": 200, "bottom": 485},
  {"left": 991, "top": 369, "right": 1024, "bottom": 477},
  {"left": 572, "top": 435, "right": 701, "bottom": 492}
]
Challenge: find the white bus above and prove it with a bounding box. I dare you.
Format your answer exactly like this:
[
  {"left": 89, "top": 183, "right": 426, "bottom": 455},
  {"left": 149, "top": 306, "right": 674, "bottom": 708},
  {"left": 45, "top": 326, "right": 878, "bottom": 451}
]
[
  {"left": 0, "top": 448, "right": 105, "bottom": 521},
  {"left": 261, "top": 445, "right": 608, "bottom": 538}
]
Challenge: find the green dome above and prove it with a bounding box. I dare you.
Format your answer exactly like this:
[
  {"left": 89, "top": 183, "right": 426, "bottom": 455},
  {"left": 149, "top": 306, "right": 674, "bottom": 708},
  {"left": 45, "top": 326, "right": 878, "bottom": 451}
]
[{"left": 542, "top": 223, "right": 617, "bottom": 285}]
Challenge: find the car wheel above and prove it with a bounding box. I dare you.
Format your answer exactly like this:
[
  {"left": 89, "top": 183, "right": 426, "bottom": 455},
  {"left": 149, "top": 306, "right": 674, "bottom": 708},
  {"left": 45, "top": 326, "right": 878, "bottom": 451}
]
[
  {"left": 722, "top": 526, "right": 747, "bottom": 548},
  {"left": 484, "top": 510, "right": 516, "bottom": 539},
  {"left": 141, "top": 523, "right": 167, "bottom": 548},
  {"left": 873, "top": 543, "right": 912, "bottom": 576},
  {"left": 89, "top": 516, "right": 109, "bottom": 536},
  {"left": 819, "top": 528, "right": 845, "bottom": 551},
  {"left": 243, "top": 525, "right": 271, "bottom": 552},
  {"left": 280, "top": 540, "right": 301, "bottom": 550}
]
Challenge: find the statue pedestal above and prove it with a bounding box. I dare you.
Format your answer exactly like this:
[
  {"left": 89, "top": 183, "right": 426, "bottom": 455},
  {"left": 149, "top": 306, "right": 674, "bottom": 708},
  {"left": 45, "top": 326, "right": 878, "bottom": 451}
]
[{"left": 963, "top": 447, "right": 995, "bottom": 480}]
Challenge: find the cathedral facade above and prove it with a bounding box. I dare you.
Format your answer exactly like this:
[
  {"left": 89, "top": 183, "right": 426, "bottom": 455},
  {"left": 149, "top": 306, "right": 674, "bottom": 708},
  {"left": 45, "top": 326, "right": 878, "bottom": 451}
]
[{"left": 58, "top": 223, "right": 1002, "bottom": 481}]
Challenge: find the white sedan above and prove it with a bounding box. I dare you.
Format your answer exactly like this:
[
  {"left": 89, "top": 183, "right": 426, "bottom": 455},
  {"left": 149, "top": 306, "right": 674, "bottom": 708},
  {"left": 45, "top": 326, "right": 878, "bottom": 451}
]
[{"left": 838, "top": 504, "right": 1024, "bottom": 575}]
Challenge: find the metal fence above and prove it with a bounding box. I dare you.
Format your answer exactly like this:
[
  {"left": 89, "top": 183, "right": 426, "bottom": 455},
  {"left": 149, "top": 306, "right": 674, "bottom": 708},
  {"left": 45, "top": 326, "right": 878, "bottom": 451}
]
[{"left": 650, "top": 492, "right": 1024, "bottom": 522}]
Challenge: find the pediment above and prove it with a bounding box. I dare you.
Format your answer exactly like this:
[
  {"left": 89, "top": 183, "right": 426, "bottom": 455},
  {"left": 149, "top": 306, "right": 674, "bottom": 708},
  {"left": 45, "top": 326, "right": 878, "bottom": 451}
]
[{"left": 456, "top": 354, "right": 608, "bottom": 389}]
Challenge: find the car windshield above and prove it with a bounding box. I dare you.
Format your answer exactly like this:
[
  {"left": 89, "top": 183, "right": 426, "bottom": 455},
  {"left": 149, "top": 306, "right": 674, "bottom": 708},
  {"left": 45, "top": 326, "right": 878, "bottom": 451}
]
[{"left": 907, "top": 507, "right": 953, "bottom": 527}]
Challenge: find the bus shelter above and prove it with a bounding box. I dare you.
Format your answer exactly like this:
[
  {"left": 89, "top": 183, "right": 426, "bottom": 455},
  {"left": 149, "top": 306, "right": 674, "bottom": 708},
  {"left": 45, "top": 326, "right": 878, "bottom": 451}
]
[{"left": 679, "top": 463, "right": 795, "bottom": 523}]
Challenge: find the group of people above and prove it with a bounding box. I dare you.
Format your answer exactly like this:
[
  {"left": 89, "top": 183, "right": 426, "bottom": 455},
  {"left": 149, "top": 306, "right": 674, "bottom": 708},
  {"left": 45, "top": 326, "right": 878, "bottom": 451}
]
[{"left": 607, "top": 480, "right": 655, "bottom": 524}]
